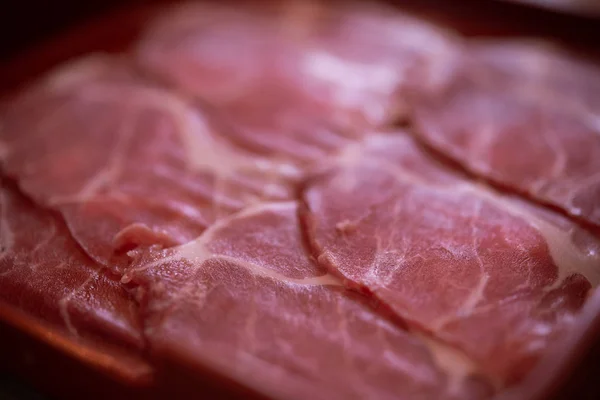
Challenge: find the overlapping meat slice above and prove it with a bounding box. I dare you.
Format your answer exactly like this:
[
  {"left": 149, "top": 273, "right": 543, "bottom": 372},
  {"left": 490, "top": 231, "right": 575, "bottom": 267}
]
[
  {"left": 302, "top": 131, "right": 600, "bottom": 385},
  {"left": 0, "top": 56, "right": 298, "bottom": 268},
  {"left": 0, "top": 178, "right": 148, "bottom": 379},
  {"left": 123, "top": 201, "right": 493, "bottom": 400},
  {"left": 411, "top": 41, "right": 600, "bottom": 227},
  {"left": 135, "top": 1, "right": 459, "bottom": 162},
  {"left": 470, "top": 41, "right": 600, "bottom": 109}
]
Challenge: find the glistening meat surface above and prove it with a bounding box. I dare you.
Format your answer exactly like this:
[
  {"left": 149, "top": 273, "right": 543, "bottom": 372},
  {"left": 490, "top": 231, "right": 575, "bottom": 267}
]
[
  {"left": 135, "top": 1, "right": 458, "bottom": 161},
  {"left": 0, "top": 56, "right": 300, "bottom": 270},
  {"left": 0, "top": 178, "right": 149, "bottom": 380},
  {"left": 1, "top": 1, "right": 600, "bottom": 399},
  {"left": 412, "top": 41, "right": 600, "bottom": 228},
  {"left": 123, "top": 202, "right": 493, "bottom": 400},
  {"left": 302, "top": 131, "right": 600, "bottom": 385}
]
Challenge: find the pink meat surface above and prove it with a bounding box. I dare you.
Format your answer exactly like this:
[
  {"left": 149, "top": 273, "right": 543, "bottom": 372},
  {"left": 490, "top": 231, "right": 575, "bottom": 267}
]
[
  {"left": 0, "top": 57, "right": 300, "bottom": 269},
  {"left": 124, "top": 201, "right": 493, "bottom": 400},
  {"left": 0, "top": 178, "right": 148, "bottom": 376},
  {"left": 1, "top": 2, "right": 600, "bottom": 399},
  {"left": 135, "top": 1, "right": 459, "bottom": 161},
  {"left": 302, "top": 131, "right": 600, "bottom": 384},
  {"left": 412, "top": 41, "right": 600, "bottom": 228}
]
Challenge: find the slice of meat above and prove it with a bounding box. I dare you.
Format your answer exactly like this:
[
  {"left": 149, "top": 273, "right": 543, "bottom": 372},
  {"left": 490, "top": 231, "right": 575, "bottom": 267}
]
[
  {"left": 470, "top": 41, "right": 600, "bottom": 110},
  {"left": 0, "top": 55, "right": 299, "bottom": 269},
  {"left": 135, "top": 1, "right": 459, "bottom": 162},
  {"left": 2, "top": 2, "right": 599, "bottom": 398},
  {"left": 0, "top": 178, "right": 149, "bottom": 381},
  {"left": 411, "top": 40, "right": 600, "bottom": 228},
  {"left": 123, "top": 201, "right": 493, "bottom": 400},
  {"left": 302, "top": 131, "right": 600, "bottom": 385}
]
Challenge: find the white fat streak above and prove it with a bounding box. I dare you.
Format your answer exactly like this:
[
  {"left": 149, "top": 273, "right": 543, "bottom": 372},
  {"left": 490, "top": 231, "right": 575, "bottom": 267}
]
[
  {"left": 457, "top": 184, "right": 600, "bottom": 290},
  {"left": 180, "top": 201, "right": 298, "bottom": 249},
  {"left": 50, "top": 112, "right": 138, "bottom": 207},
  {"left": 44, "top": 58, "right": 301, "bottom": 182},
  {"left": 372, "top": 320, "right": 439, "bottom": 385},
  {"left": 332, "top": 138, "right": 367, "bottom": 168},
  {"left": 29, "top": 222, "right": 57, "bottom": 255},
  {"left": 508, "top": 44, "right": 554, "bottom": 78},
  {"left": 473, "top": 43, "right": 600, "bottom": 133},
  {"left": 457, "top": 273, "right": 490, "bottom": 318},
  {"left": 217, "top": 254, "right": 340, "bottom": 286},
  {"left": 412, "top": 331, "right": 488, "bottom": 394},
  {"left": 384, "top": 18, "right": 459, "bottom": 90},
  {"left": 43, "top": 55, "right": 115, "bottom": 92},
  {"left": 589, "top": 114, "right": 600, "bottom": 133},
  {"left": 303, "top": 50, "right": 397, "bottom": 92},
  {"left": 422, "top": 179, "right": 599, "bottom": 290},
  {"left": 345, "top": 143, "right": 600, "bottom": 291},
  {"left": 58, "top": 271, "right": 97, "bottom": 337},
  {"left": 83, "top": 84, "right": 302, "bottom": 180},
  {"left": 58, "top": 296, "right": 77, "bottom": 337},
  {"left": 392, "top": 18, "right": 454, "bottom": 56},
  {"left": 303, "top": 50, "right": 397, "bottom": 122},
  {"left": 455, "top": 204, "right": 490, "bottom": 319},
  {"left": 561, "top": 170, "right": 600, "bottom": 216},
  {"left": 160, "top": 202, "right": 341, "bottom": 287}
]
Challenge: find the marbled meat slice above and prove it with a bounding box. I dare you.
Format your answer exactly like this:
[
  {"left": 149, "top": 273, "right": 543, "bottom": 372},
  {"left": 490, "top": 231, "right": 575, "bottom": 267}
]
[
  {"left": 411, "top": 40, "right": 600, "bottom": 228},
  {"left": 135, "top": 1, "right": 459, "bottom": 162},
  {"left": 470, "top": 40, "right": 600, "bottom": 111},
  {"left": 123, "top": 201, "right": 493, "bottom": 400},
  {"left": 0, "top": 178, "right": 149, "bottom": 379},
  {"left": 302, "top": 131, "right": 600, "bottom": 385},
  {"left": 0, "top": 56, "right": 299, "bottom": 269}
]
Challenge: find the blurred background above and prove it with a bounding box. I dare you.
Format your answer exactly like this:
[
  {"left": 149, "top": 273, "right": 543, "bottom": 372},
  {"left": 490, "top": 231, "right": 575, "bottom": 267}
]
[
  {"left": 1, "top": 0, "right": 600, "bottom": 63},
  {"left": 1, "top": 1, "right": 128, "bottom": 61},
  {"left": 1, "top": 0, "right": 599, "bottom": 93}
]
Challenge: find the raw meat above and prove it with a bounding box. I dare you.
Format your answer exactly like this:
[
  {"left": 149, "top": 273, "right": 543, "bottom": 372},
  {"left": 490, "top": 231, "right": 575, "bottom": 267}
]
[
  {"left": 0, "top": 178, "right": 149, "bottom": 381},
  {"left": 0, "top": 1, "right": 459, "bottom": 271},
  {"left": 302, "top": 131, "right": 599, "bottom": 384},
  {"left": 411, "top": 41, "right": 600, "bottom": 228},
  {"left": 1, "top": 1, "right": 600, "bottom": 399},
  {"left": 0, "top": 56, "right": 299, "bottom": 269},
  {"left": 123, "top": 201, "right": 493, "bottom": 400},
  {"left": 135, "top": 1, "right": 459, "bottom": 161}
]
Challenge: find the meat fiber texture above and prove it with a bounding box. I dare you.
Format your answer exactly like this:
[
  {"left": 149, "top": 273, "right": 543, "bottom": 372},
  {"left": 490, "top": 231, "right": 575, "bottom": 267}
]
[
  {"left": 0, "top": 1, "right": 599, "bottom": 399},
  {"left": 411, "top": 40, "right": 600, "bottom": 229}
]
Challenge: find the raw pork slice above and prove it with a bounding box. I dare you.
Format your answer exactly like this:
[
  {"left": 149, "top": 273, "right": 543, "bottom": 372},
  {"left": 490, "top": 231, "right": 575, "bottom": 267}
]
[
  {"left": 1, "top": 1, "right": 600, "bottom": 399},
  {"left": 123, "top": 201, "right": 493, "bottom": 400},
  {"left": 302, "top": 131, "right": 600, "bottom": 385},
  {"left": 135, "top": 1, "right": 459, "bottom": 161},
  {"left": 0, "top": 178, "right": 149, "bottom": 381},
  {"left": 411, "top": 41, "right": 600, "bottom": 228},
  {"left": 0, "top": 56, "right": 300, "bottom": 269}
]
